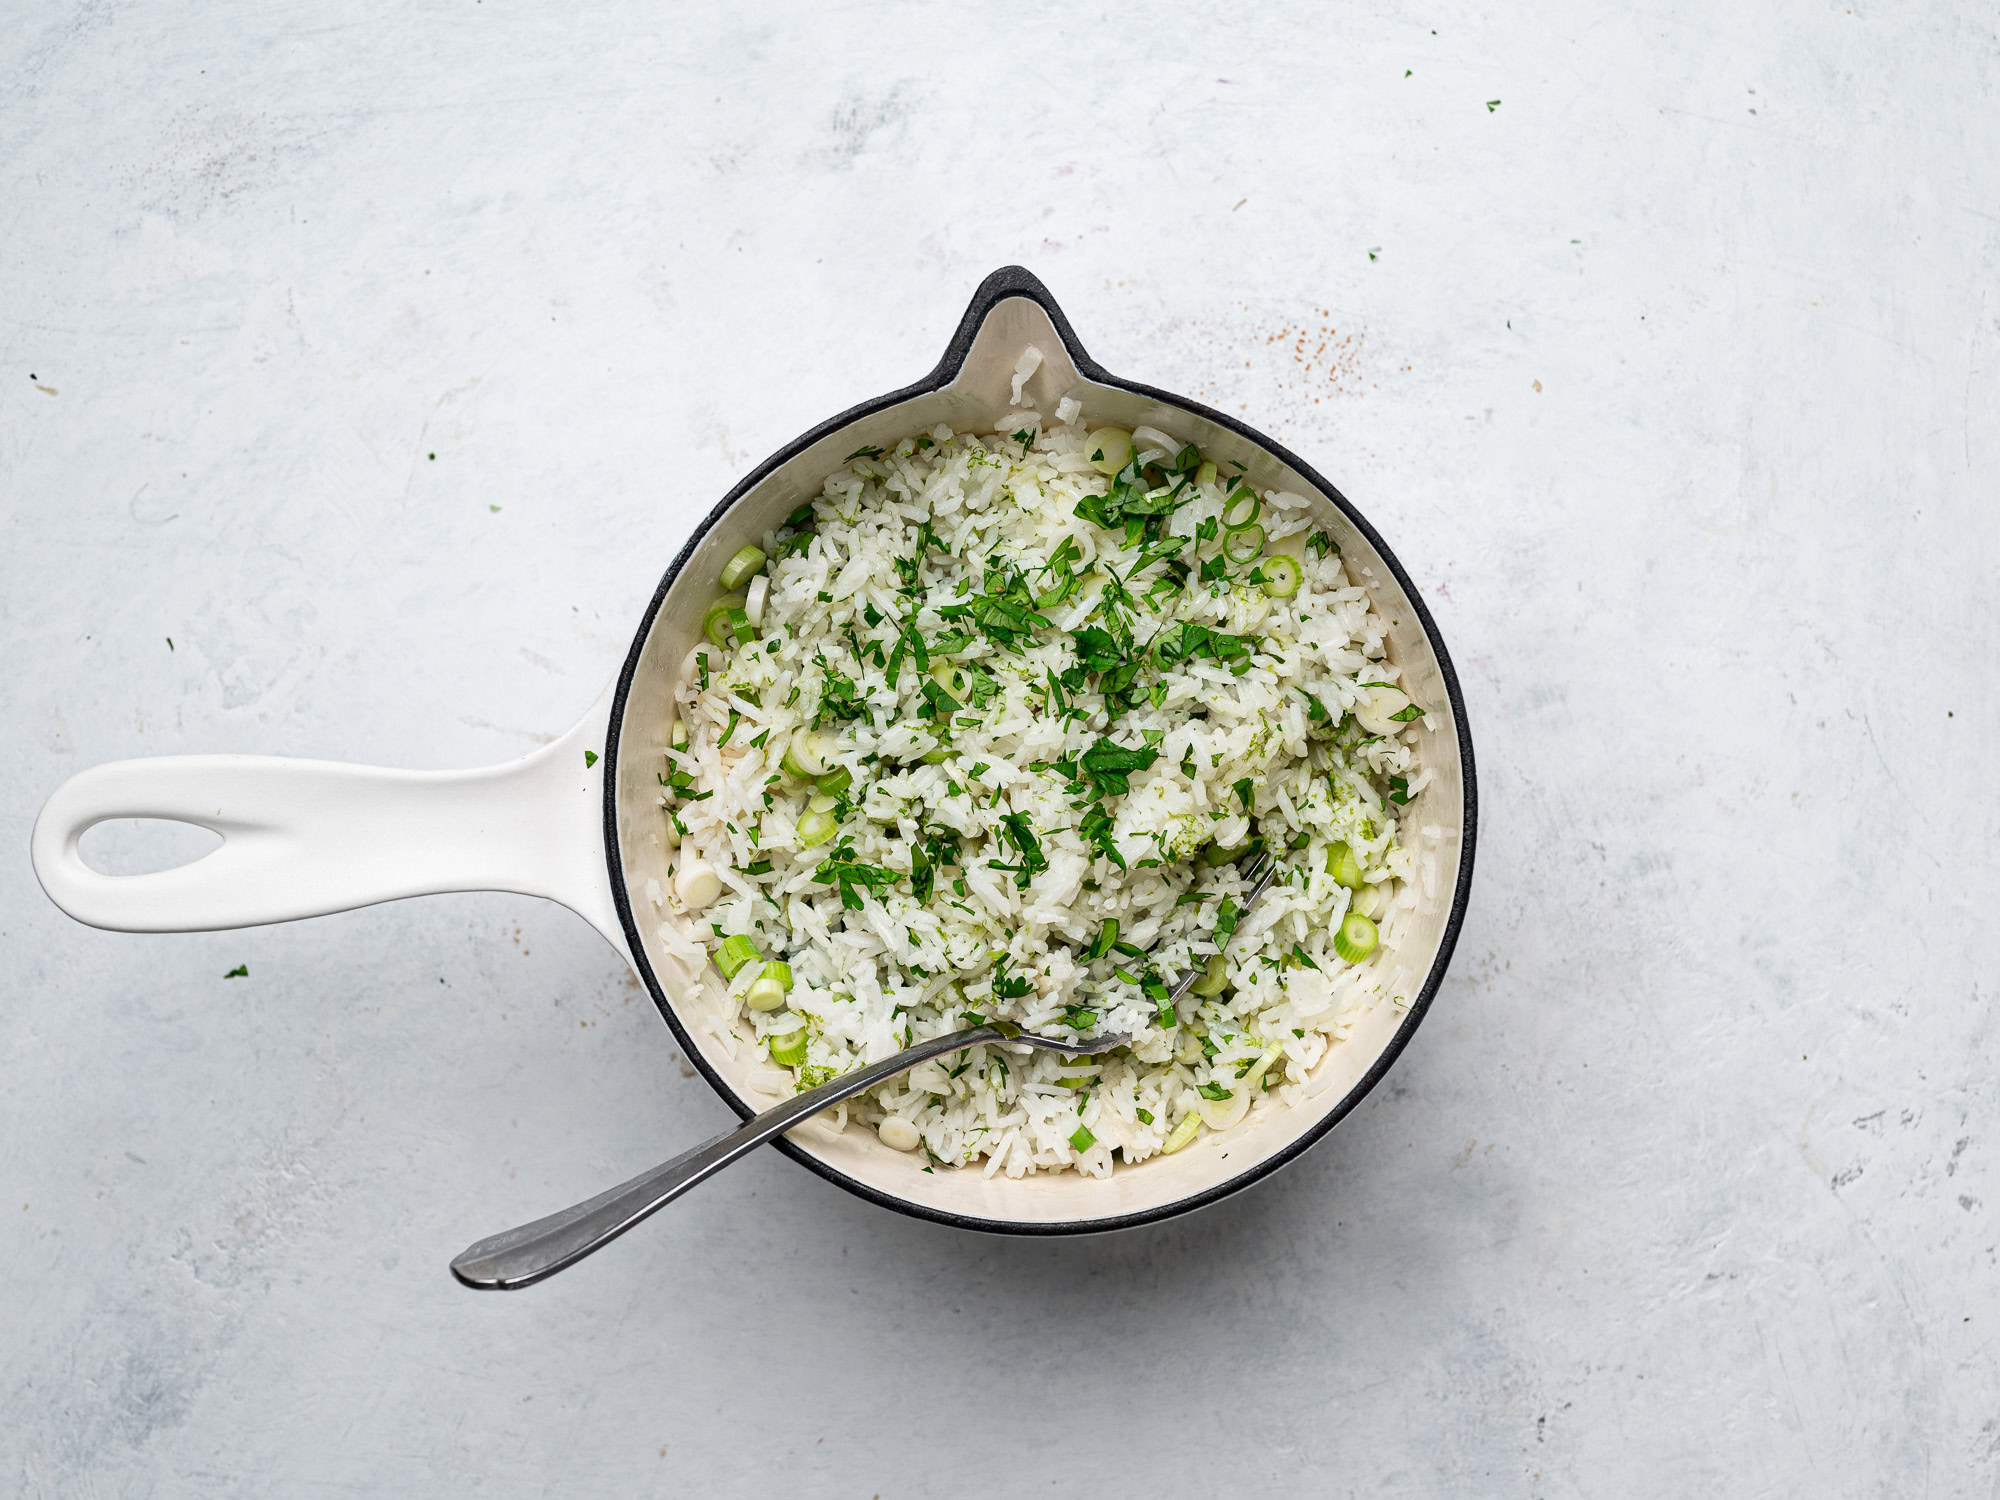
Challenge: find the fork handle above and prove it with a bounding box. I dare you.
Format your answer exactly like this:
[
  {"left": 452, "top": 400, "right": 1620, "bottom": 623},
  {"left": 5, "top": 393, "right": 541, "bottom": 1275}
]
[{"left": 450, "top": 1024, "right": 1003, "bottom": 1289}]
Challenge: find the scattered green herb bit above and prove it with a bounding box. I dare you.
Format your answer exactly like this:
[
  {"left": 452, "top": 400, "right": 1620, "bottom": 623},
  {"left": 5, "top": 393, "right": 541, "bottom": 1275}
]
[
  {"left": 1486, "top": 99, "right": 1501, "bottom": 111},
  {"left": 1011, "top": 428, "right": 1034, "bottom": 445},
  {"left": 990, "top": 955, "right": 1033, "bottom": 1000},
  {"left": 1289, "top": 942, "right": 1321, "bottom": 971},
  {"left": 717, "top": 709, "right": 740, "bottom": 747},
  {"left": 936, "top": 561, "right": 1053, "bottom": 652},
  {"left": 223, "top": 964, "right": 248, "bottom": 979},
  {"left": 1368, "top": 247, "right": 1381, "bottom": 261},
  {"left": 1069, "top": 1124, "right": 1096, "bottom": 1152},
  {"left": 1390, "top": 702, "right": 1426, "bottom": 721},
  {"left": 1214, "top": 896, "right": 1242, "bottom": 944},
  {"left": 695, "top": 653, "right": 710, "bottom": 691},
  {"left": 747, "top": 729, "right": 769, "bottom": 749},
  {"left": 584, "top": 750, "right": 599, "bottom": 768},
  {"left": 1136, "top": 1107, "right": 1156, "bottom": 1125},
  {"left": 1388, "top": 775, "right": 1412, "bottom": 805},
  {"left": 1197, "top": 1082, "right": 1233, "bottom": 1102},
  {"left": 962, "top": 1010, "right": 987, "bottom": 1026},
  {"left": 1075, "top": 737, "right": 1162, "bottom": 797},
  {"left": 813, "top": 841, "right": 897, "bottom": 909},
  {"left": 1305, "top": 530, "right": 1335, "bottom": 558},
  {"left": 165, "top": 637, "right": 173, "bottom": 650},
  {"left": 845, "top": 445, "right": 884, "bottom": 461},
  {"left": 991, "top": 813, "right": 1049, "bottom": 888},
  {"left": 744, "top": 859, "right": 773, "bottom": 876},
  {"left": 1232, "top": 777, "right": 1253, "bottom": 811}
]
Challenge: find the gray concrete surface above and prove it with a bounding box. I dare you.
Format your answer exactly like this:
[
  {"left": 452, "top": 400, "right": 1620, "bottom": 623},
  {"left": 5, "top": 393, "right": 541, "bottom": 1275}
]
[{"left": 5, "top": 2, "right": 1997, "bottom": 1494}]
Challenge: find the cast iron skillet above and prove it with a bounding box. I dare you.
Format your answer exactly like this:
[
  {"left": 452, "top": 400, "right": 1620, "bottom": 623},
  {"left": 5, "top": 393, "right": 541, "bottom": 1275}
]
[{"left": 33, "top": 265, "right": 1476, "bottom": 1237}]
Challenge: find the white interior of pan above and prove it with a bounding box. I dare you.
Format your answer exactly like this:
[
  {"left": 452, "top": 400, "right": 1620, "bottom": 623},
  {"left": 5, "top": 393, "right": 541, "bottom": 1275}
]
[{"left": 613, "top": 296, "right": 1466, "bottom": 1225}]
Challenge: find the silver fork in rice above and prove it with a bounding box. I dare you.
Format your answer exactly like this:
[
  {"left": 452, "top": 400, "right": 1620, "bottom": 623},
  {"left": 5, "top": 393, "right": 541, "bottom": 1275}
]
[{"left": 451, "top": 850, "right": 1283, "bottom": 1290}]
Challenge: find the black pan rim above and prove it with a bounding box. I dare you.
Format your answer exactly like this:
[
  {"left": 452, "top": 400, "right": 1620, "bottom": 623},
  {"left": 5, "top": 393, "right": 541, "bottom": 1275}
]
[{"left": 602, "top": 264, "right": 1478, "bottom": 1237}]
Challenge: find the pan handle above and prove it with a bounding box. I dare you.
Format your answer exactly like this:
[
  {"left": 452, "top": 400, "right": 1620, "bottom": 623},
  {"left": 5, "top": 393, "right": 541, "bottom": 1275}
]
[{"left": 29, "top": 685, "right": 628, "bottom": 957}]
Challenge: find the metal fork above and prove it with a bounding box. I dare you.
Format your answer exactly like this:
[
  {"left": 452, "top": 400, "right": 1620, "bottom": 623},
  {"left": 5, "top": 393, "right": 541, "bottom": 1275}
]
[
  {"left": 450, "top": 1023, "right": 1127, "bottom": 1289},
  {"left": 451, "top": 851, "right": 1283, "bottom": 1290}
]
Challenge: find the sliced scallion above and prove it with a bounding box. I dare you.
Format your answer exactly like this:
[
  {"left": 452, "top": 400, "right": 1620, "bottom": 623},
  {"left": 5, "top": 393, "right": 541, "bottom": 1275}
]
[
  {"left": 703, "top": 595, "right": 746, "bottom": 648},
  {"left": 1195, "top": 460, "right": 1218, "bottom": 487},
  {"left": 745, "top": 960, "right": 793, "bottom": 1010},
  {"left": 1069, "top": 1124, "right": 1096, "bottom": 1152},
  {"left": 1189, "top": 952, "right": 1229, "bottom": 997},
  {"left": 1161, "top": 1112, "right": 1203, "bottom": 1154},
  {"left": 816, "top": 765, "right": 852, "bottom": 799},
  {"left": 1260, "top": 554, "right": 1301, "bottom": 598},
  {"left": 718, "top": 544, "right": 766, "bottom": 590},
  {"left": 1085, "top": 427, "right": 1135, "bottom": 476},
  {"left": 1325, "top": 840, "right": 1363, "bottom": 890},
  {"left": 1333, "top": 911, "right": 1378, "bottom": 963},
  {"left": 767, "top": 1028, "right": 808, "bottom": 1067},
  {"left": 797, "top": 808, "right": 837, "bottom": 847},
  {"left": 1240, "top": 1044, "right": 1285, "bottom": 1092},
  {"left": 727, "top": 607, "right": 756, "bottom": 646},
  {"left": 1202, "top": 838, "right": 1260, "bottom": 867},
  {"left": 1223, "top": 524, "right": 1265, "bottom": 564},
  {"left": 780, "top": 729, "right": 827, "bottom": 780},
  {"left": 1220, "top": 491, "right": 1261, "bottom": 531},
  {"left": 715, "top": 934, "right": 763, "bottom": 979}
]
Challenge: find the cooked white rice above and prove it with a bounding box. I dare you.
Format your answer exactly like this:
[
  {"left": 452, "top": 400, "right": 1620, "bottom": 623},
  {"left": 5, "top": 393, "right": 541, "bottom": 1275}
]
[{"left": 653, "top": 374, "right": 1430, "bottom": 1178}]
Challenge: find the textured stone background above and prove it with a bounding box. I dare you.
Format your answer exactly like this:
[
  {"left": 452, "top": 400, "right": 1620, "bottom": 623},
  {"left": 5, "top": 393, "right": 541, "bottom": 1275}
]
[{"left": 5, "top": 2, "right": 1997, "bottom": 1495}]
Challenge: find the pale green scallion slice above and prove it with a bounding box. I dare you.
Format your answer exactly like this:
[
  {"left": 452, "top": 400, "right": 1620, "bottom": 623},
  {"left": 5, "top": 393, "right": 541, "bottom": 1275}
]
[
  {"left": 703, "top": 595, "right": 747, "bottom": 648},
  {"left": 1220, "top": 491, "right": 1261, "bottom": 531},
  {"left": 1189, "top": 952, "right": 1229, "bottom": 997},
  {"left": 1325, "top": 840, "right": 1364, "bottom": 890},
  {"left": 716, "top": 933, "right": 763, "bottom": 979},
  {"left": 767, "top": 1028, "right": 808, "bottom": 1067},
  {"left": 1085, "top": 427, "right": 1135, "bottom": 476},
  {"left": 1260, "top": 554, "right": 1301, "bottom": 598},
  {"left": 797, "top": 808, "right": 838, "bottom": 847},
  {"left": 780, "top": 729, "right": 827, "bottom": 780},
  {"left": 745, "top": 960, "right": 793, "bottom": 1011},
  {"left": 1333, "top": 911, "right": 1378, "bottom": 963},
  {"left": 718, "top": 544, "right": 766, "bottom": 590},
  {"left": 1161, "top": 1112, "right": 1203, "bottom": 1154},
  {"left": 1223, "top": 525, "right": 1265, "bottom": 564},
  {"left": 1240, "top": 1044, "right": 1285, "bottom": 1092}
]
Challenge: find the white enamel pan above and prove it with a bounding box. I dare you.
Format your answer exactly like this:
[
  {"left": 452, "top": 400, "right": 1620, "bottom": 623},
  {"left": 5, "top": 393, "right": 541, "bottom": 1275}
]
[{"left": 32, "top": 266, "right": 1477, "bottom": 1235}]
